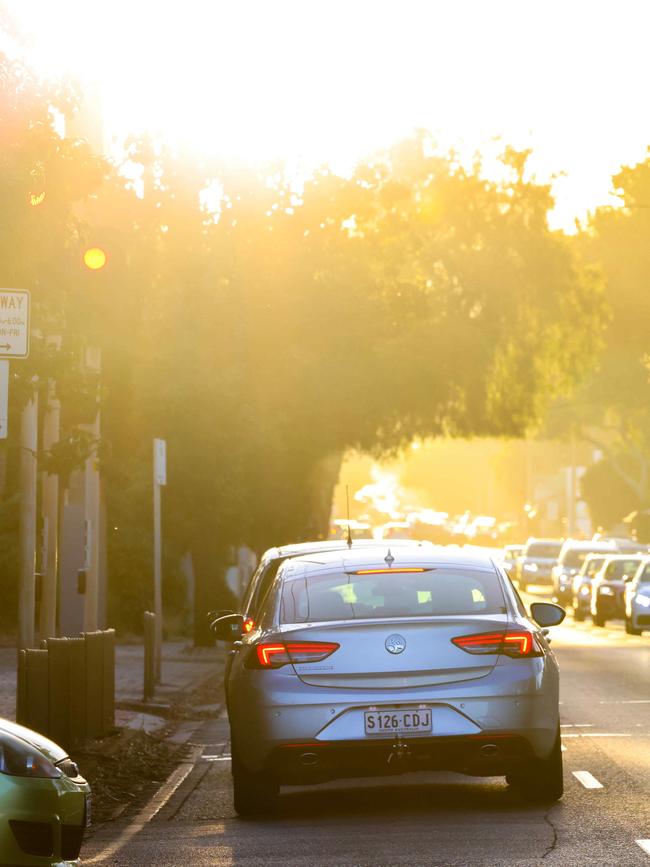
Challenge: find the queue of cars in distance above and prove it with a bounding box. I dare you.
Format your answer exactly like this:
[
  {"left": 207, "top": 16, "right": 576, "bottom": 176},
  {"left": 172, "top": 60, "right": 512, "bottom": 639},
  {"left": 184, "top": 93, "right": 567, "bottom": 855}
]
[
  {"left": 551, "top": 539, "right": 618, "bottom": 607},
  {"left": 212, "top": 542, "right": 566, "bottom": 816},
  {"left": 507, "top": 534, "right": 650, "bottom": 633},
  {"left": 0, "top": 717, "right": 90, "bottom": 866}
]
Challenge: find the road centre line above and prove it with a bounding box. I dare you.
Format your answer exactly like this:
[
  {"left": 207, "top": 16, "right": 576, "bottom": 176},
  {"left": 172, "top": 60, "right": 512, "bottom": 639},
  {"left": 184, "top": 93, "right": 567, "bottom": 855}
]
[
  {"left": 561, "top": 733, "right": 632, "bottom": 738},
  {"left": 637, "top": 840, "right": 650, "bottom": 857},
  {"left": 572, "top": 771, "right": 604, "bottom": 789}
]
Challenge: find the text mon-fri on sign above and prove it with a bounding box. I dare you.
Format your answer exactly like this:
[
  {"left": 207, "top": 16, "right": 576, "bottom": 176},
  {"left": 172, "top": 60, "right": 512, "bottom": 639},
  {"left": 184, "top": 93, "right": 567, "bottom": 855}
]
[{"left": 0, "top": 289, "right": 31, "bottom": 439}]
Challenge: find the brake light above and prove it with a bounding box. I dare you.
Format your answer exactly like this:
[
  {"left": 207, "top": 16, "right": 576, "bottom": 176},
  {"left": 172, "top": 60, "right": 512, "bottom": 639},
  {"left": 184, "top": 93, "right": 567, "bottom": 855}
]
[
  {"left": 354, "top": 568, "right": 428, "bottom": 575},
  {"left": 248, "top": 641, "right": 340, "bottom": 669},
  {"left": 451, "top": 630, "right": 542, "bottom": 658}
]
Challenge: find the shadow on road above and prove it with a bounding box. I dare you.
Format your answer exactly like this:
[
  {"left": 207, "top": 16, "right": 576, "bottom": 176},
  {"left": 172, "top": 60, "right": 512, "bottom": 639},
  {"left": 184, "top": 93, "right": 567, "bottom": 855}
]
[{"left": 271, "top": 774, "right": 554, "bottom": 821}]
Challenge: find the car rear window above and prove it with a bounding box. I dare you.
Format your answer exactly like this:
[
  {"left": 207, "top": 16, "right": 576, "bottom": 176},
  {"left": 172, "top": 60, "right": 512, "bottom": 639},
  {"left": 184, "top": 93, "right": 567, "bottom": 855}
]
[
  {"left": 583, "top": 557, "right": 605, "bottom": 577},
  {"left": 561, "top": 550, "right": 590, "bottom": 569},
  {"left": 605, "top": 559, "right": 642, "bottom": 580},
  {"left": 526, "top": 543, "right": 562, "bottom": 558},
  {"left": 280, "top": 568, "right": 506, "bottom": 623}
]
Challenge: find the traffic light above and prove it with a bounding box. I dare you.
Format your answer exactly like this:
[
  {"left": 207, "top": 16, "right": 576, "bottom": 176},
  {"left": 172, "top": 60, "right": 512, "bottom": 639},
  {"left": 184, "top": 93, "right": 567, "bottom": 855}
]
[{"left": 82, "top": 246, "right": 108, "bottom": 271}]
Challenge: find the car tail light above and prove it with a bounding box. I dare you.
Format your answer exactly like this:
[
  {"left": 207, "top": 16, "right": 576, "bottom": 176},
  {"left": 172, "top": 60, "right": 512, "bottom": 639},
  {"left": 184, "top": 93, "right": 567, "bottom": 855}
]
[
  {"left": 451, "top": 630, "right": 542, "bottom": 658},
  {"left": 247, "top": 641, "right": 340, "bottom": 669}
]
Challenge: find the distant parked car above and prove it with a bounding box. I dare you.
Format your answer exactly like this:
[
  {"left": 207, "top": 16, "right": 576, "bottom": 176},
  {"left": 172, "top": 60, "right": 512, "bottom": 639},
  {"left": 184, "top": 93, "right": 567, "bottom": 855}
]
[
  {"left": 552, "top": 540, "right": 617, "bottom": 607},
  {"left": 591, "top": 554, "right": 645, "bottom": 627},
  {"left": 517, "top": 538, "right": 564, "bottom": 591},
  {"left": 0, "top": 717, "right": 90, "bottom": 866},
  {"left": 624, "top": 557, "right": 650, "bottom": 635},
  {"left": 571, "top": 553, "right": 609, "bottom": 622}
]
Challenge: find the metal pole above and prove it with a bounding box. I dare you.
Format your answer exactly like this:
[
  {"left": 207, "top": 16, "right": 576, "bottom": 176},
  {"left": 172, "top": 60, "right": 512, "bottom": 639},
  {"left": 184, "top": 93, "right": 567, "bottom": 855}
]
[
  {"left": 153, "top": 477, "right": 162, "bottom": 682},
  {"left": 19, "top": 383, "right": 38, "bottom": 650},
  {"left": 40, "top": 365, "right": 60, "bottom": 639},
  {"left": 83, "top": 346, "right": 101, "bottom": 632},
  {"left": 568, "top": 429, "right": 577, "bottom": 537}
]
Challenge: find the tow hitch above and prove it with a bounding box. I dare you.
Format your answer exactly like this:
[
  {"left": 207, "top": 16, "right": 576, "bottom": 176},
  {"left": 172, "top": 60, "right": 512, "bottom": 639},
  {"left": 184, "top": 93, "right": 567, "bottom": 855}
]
[{"left": 388, "top": 738, "right": 413, "bottom": 764}]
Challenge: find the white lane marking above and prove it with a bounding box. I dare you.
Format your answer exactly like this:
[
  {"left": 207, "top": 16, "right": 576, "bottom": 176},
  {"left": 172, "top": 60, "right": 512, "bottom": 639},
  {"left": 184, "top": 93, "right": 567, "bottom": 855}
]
[
  {"left": 636, "top": 840, "right": 650, "bottom": 856},
  {"left": 572, "top": 771, "right": 604, "bottom": 789},
  {"left": 561, "top": 724, "right": 594, "bottom": 728},
  {"left": 86, "top": 745, "right": 203, "bottom": 864},
  {"left": 599, "top": 700, "right": 650, "bottom": 705},
  {"left": 561, "top": 733, "right": 632, "bottom": 738},
  {"left": 202, "top": 755, "right": 231, "bottom": 762},
  {"left": 561, "top": 745, "right": 567, "bottom": 752}
]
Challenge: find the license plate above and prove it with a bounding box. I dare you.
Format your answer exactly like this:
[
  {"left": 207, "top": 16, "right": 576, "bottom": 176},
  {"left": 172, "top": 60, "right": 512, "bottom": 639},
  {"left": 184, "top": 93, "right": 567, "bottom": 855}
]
[
  {"left": 364, "top": 708, "right": 432, "bottom": 736},
  {"left": 85, "top": 794, "right": 92, "bottom": 828}
]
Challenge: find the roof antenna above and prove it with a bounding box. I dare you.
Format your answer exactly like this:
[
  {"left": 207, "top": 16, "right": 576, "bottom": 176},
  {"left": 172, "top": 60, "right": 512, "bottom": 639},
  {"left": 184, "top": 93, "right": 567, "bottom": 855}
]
[{"left": 346, "top": 485, "right": 353, "bottom": 548}]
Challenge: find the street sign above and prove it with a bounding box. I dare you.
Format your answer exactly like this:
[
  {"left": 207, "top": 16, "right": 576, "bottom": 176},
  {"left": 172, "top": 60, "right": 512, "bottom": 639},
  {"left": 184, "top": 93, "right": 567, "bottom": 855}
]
[
  {"left": 0, "top": 360, "right": 8, "bottom": 439},
  {"left": 154, "top": 438, "right": 167, "bottom": 486},
  {"left": 0, "top": 289, "right": 30, "bottom": 358}
]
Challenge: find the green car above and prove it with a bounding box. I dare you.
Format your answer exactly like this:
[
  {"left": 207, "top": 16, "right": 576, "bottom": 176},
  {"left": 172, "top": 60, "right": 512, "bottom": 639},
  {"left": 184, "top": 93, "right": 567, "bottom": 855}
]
[{"left": 0, "top": 717, "right": 90, "bottom": 866}]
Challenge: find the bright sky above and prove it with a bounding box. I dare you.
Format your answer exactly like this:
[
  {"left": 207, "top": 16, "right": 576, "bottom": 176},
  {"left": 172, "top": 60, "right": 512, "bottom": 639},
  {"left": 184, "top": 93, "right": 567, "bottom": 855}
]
[{"left": 4, "top": 0, "right": 650, "bottom": 229}]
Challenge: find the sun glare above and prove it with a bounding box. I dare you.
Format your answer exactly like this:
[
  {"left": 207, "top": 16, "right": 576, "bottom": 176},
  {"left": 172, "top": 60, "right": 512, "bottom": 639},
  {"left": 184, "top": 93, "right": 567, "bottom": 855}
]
[{"left": 5, "top": 0, "right": 650, "bottom": 228}]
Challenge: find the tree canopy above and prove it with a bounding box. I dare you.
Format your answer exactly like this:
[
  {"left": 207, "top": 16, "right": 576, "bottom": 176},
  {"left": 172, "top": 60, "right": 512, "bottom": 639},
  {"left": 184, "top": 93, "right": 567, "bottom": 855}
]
[{"left": 0, "top": 53, "right": 607, "bottom": 640}]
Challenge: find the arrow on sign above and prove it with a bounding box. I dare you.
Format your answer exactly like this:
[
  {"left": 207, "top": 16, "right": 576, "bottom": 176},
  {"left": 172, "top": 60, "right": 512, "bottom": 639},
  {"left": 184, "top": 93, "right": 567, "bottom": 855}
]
[{"left": 0, "top": 344, "right": 10, "bottom": 351}]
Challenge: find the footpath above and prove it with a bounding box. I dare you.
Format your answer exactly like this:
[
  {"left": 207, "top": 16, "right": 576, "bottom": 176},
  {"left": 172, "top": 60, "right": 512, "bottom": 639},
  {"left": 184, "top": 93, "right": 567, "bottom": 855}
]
[{"left": 0, "top": 640, "right": 222, "bottom": 725}]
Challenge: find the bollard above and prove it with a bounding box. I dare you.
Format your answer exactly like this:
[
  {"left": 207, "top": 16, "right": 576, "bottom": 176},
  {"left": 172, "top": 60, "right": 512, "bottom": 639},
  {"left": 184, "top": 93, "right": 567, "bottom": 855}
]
[
  {"left": 143, "top": 611, "right": 155, "bottom": 703},
  {"left": 16, "top": 648, "right": 49, "bottom": 734},
  {"left": 46, "top": 637, "right": 86, "bottom": 750},
  {"left": 83, "top": 628, "right": 116, "bottom": 738},
  {"left": 84, "top": 631, "right": 104, "bottom": 738},
  {"left": 16, "top": 627, "right": 116, "bottom": 745},
  {"left": 102, "top": 628, "right": 115, "bottom": 735}
]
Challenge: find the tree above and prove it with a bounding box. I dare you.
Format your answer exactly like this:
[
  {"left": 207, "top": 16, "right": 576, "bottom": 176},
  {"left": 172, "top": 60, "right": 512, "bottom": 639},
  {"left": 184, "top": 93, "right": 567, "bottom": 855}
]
[{"left": 557, "top": 152, "right": 650, "bottom": 525}]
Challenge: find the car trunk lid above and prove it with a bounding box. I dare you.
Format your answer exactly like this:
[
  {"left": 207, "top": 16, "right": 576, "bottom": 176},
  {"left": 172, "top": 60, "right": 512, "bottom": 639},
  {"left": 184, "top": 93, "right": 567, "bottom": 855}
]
[{"left": 278, "top": 615, "right": 509, "bottom": 689}]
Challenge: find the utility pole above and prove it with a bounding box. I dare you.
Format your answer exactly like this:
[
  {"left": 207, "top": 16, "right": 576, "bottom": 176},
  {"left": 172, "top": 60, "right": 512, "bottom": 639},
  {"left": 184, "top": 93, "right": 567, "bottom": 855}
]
[
  {"left": 153, "top": 438, "right": 166, "bottom": 682},
  {"left": 40, "top": 338, "right": 61, "bottom": 640},
  {"left": 83, "top": 345, "right": 101, "bottom": 632},
  {"left": 568, "top": 429, "right": 577, "bottom": 537},
  {"left": 19, "top": 383, "right": 38, "bottom": 650}
]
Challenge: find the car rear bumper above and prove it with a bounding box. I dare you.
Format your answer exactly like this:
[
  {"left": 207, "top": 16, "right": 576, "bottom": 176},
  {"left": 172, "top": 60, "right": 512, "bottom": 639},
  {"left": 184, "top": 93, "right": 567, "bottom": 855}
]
[
  {"left": 230, "top": 657, "right": 559, "bottom": 778},
  {"left": 266, "top": 732, "right": 537, "bottom": 784}
]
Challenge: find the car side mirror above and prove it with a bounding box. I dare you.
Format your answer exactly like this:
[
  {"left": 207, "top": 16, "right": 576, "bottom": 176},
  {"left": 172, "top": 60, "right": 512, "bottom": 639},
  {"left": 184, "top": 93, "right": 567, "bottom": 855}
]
[
  {"left": 211, "top": 613, "right": 243, "bottom": 642},
  {"left": 530, "top": 602, "right": 565, "bottom": 628},
  {"left": 623, "top": 574, "right": 634, "bottom": 583},
  {"left": 206, "top": 608, "right": 235, "bottom": 622}
]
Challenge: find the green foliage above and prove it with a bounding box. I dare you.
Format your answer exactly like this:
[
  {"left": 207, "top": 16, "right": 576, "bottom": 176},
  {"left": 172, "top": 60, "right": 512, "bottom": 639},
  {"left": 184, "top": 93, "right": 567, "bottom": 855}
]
[
  {"left": 560, "top": 152, "right": 650, "bottom": 514},
  {"left": 581, "top": 456, "right": 639, "bottom": 531}
]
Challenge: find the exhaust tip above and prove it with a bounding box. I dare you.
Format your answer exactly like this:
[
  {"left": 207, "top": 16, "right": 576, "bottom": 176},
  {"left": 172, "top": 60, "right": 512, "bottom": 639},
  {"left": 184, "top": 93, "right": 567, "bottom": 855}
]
[
  {"left": 480, "top": 743, "right": 500, "bottom": 758},
  {"left": 299, "top": 752, "right": 319, "bottom": 766}
]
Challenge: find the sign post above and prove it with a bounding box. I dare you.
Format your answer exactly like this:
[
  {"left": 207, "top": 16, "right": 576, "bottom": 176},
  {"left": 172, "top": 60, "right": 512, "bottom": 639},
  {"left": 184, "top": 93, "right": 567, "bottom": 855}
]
[
  {"left": 0, "top": 289, "right": 33, "bottom": 650},
  {"left": 0, "top": 361, "right": 8, "bottom": 440},
  {"left": 153, "top": 438, "right": 166, "bottom": 682}
]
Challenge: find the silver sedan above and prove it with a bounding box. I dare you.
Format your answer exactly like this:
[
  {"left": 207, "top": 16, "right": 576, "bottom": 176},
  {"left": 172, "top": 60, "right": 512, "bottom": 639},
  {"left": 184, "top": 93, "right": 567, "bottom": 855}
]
[{"left": 213, "top": 546, "right": 565, "bottom": 816}]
